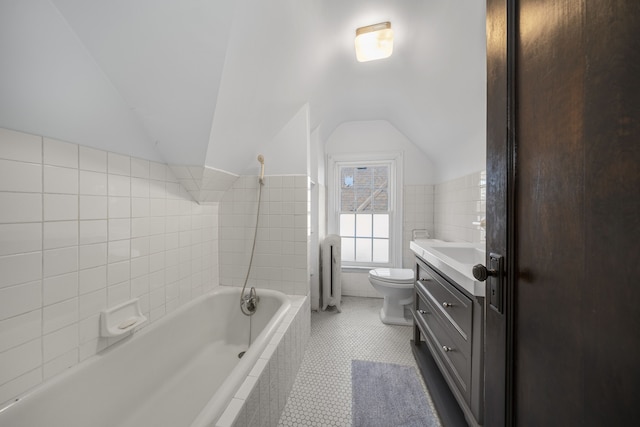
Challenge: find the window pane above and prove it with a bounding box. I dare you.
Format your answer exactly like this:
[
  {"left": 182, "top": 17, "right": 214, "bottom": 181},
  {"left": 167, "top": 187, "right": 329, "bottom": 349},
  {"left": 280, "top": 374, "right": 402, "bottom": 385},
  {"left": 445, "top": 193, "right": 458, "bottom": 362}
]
[
  {"left": 372, "top": 239, "right": 389, "bottom": 263},
  {"left": 340, "top": 214, "right": 355, "bottom": 237},
  {"left": 340, "top": 188, "right": 356, "bottom": 211},
  {"left": 373, "top": 189, "right": 389, "bottom": 211},
  {"left": 354, "top": 167, "right": 372, "bottom": 189},
  {"left": 341, "top": 167, "right": 354, "bottom": 188},
  {"left": 355, "top": 188, "right": 372, "bottom": 212},
  {"left": 335, "top": 161, "right": 393, "bottom": 266},
  {"left": 355, "top": 214, "right": 372, "bottom": 237},
  {"left": 355, "top": 238, "right": 372, "bottom": 262},
  {"left": 373, "top": 214, "right": 389, "bottom": 238},
  {"left": 341, "top": 237, "right": 355, "bottom": 262},
  {"left": 373, "top": 166, "right": 388, "bottom": 189}
]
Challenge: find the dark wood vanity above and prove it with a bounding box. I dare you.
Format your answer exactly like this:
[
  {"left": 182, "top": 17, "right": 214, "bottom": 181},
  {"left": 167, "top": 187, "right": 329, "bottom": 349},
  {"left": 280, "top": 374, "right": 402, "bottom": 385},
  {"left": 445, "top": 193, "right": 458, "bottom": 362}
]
[{"left": 411, "top": 254, "right": 484, "bottom": 427}]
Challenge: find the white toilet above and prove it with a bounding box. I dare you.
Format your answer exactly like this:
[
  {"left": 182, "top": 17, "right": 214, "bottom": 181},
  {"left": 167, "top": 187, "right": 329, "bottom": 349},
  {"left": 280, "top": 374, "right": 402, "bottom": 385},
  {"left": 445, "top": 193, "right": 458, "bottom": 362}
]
[{"left": 368, "top": 268, "right": 415, "bottom": 326}]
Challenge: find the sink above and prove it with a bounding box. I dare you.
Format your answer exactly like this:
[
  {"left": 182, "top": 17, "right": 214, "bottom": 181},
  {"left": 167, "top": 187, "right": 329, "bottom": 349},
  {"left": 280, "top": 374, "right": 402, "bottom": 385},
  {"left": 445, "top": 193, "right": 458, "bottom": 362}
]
[
  {"left": 427, "top": 246, "right": 485, "bottom": 265},
  {"left": 410, "top": 239, "right": 486, "bottom": 297}
]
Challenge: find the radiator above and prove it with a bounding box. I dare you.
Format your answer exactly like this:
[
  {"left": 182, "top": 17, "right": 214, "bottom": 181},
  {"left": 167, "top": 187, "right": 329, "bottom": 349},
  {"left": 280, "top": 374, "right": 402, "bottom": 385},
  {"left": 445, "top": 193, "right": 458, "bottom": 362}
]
[{"left": 321, "top": 234, "right": 342, "bottom": 312}]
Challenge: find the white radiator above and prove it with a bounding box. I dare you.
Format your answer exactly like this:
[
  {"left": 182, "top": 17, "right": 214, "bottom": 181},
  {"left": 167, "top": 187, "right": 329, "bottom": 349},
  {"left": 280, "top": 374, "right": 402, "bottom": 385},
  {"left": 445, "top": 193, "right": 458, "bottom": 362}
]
[{"left": 321, "top": 234, "right": 342, "bottom": 312}]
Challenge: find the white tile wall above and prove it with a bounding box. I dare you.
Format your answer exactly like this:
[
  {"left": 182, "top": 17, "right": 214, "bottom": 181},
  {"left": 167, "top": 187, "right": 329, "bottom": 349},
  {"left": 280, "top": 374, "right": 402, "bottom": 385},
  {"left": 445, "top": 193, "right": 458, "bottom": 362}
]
[
  {"left": 0, "top": 340, "right": 42, "bottom": 386},
  {"left": 0, "top": 223, "right": 42, "bottom": 256},
  {"left": 0, "top": 128, "right": 41, "bottom": 163},
  {"left": 0, "top": 128, "right": 219, "bottom": 406},
  {"left": 403, "top": 185, "right": 435, "bottom": 268},
  {"left": 79, "top": 146, "right": 107, "bottom": 173},
  {"left": 434, "top": 170, "right": 486, "bottom": 243},
  {"left": 0, "top": 193, "right": 42, "bottom": 223},
  {"left": 44, "top": 138, "right": 78, "bottom": 168},
  {"left": 0, "top": 159, "right": 42, "bottom": 192},
  {"left": 219, "top": 176, "right": 309, "bottom": 296},
  {"left": 43, "top": 166, "right": 78, "bottom": 194},
  {"left": 43, "top": 221, "right": 78, "bottom": 250},
  {"left": 0, "top": 310, "right": 41, "bottom": 354}
]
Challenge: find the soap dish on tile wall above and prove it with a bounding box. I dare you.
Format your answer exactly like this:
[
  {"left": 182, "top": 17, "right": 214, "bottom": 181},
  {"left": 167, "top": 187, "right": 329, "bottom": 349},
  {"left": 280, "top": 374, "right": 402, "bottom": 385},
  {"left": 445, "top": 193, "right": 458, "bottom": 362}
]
[{"left": 100, "top": 298, "right": 147, "bottom": 337}]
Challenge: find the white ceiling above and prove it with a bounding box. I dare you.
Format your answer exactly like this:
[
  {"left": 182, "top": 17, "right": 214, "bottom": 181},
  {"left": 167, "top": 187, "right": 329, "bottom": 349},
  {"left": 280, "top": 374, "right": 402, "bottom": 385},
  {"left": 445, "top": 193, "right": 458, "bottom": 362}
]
[{"left": 1, "top": 0, "right": 486, "bottom": 181}]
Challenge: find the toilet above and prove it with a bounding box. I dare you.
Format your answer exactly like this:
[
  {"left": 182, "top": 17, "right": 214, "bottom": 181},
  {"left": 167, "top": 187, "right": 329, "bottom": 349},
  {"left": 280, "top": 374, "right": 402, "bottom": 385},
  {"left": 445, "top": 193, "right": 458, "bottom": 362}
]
[{"left": 368, "top": 268, "right": 415, "bottom": 326}]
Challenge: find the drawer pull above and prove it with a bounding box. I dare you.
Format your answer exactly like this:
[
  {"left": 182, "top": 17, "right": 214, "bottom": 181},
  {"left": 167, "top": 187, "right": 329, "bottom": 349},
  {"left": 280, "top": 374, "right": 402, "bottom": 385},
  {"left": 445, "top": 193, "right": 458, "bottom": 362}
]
[
  {"left": 442, "top": 302, "right": 453, "bottom": 308},
  {"left": 442, "top": 346, "right": 453, "bottom": 352}
]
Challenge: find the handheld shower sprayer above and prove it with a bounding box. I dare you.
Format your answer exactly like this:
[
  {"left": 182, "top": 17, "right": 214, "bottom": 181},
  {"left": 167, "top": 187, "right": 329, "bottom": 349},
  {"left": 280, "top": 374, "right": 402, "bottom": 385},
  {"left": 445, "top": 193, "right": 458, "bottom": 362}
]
[
  {"left": 240, "top": 154, "right": 266, "bottom": 317},
  {"left": 257, "top": 154, "right": 265, "bottom": 185}
]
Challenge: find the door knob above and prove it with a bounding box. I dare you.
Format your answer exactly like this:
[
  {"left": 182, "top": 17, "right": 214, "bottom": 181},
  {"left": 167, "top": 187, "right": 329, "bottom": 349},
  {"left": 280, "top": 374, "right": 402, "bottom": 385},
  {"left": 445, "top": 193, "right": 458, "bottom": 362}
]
[
  {"left": 472, "top": 264, "right": 497, "bottom": 281},
  {"left": 476, "top": 253, "right": 505, "bottom": 314}
]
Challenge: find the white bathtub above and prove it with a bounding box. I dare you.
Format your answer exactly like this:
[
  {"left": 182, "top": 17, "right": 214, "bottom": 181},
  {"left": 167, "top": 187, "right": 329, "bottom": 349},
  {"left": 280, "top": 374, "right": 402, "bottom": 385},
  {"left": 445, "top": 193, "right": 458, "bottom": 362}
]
[{"left": 0, "top": 286, "right": 292, "bottom": 427}]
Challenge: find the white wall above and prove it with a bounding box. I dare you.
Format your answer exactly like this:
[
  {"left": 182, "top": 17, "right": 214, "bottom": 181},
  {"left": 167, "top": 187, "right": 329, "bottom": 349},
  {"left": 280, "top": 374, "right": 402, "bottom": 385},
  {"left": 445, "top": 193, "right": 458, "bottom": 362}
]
[
  {"left": 50, "top": 0, "right": 236, "bottom": 166},
  {"left": 0, "top": 0, "right": 162, "bottom": 162},
  {"left": 0, "top": 127, "right": 218, "bottom": 407},
  {"left": 1, "top": 0, "right": 485, "bottom": 181},
  {"left": 205, "top": 0, "right": 321, "bottom": 175},
  {"left": 208, "top": 104, "right": 310, "bottom": 178},
  {"left": 309, "top": 127, "right": 325, "bottom": 185},
  {"left": 324, "top": 120, "right": 435, "bottom": 185},
  {"left": 309, "top": 127, "right": 326, "bottom": 310},
  {"left": 264, "top": 104, "right": 309, "bottom": 176}
]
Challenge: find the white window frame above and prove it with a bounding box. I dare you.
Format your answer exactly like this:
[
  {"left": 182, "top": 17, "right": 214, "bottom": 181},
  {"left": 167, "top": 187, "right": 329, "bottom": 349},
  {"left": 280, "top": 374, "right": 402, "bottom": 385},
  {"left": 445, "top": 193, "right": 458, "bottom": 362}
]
[{"left": 327, "top": 151, "right": 403, "bottom": 269}]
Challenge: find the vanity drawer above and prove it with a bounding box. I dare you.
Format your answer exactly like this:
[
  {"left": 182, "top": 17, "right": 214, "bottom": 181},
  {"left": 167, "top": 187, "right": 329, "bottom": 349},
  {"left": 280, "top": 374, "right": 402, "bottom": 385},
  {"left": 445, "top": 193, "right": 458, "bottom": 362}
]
[
  {"left": 414, "top": 293, "right": 471, "bottom": 402},
  {"left": 417, "top": 262, "right": 472, "bottom": 341},
  {"left": 415, "top": 281, "right": 469, "bottom": 355}
]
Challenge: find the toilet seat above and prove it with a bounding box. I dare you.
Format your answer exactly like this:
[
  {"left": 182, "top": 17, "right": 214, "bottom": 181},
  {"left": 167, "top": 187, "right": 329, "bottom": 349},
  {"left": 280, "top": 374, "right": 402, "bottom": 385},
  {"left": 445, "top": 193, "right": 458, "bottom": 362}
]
[{"left": 368, "top": 268, "right": 414, "bottom": 285}]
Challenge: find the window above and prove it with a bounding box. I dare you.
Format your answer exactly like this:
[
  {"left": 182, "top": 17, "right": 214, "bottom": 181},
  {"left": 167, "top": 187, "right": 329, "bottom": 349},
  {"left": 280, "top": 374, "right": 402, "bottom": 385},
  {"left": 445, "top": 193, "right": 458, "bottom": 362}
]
[{"left": 328, "top": 153, "right": 403, "bottom": 268}]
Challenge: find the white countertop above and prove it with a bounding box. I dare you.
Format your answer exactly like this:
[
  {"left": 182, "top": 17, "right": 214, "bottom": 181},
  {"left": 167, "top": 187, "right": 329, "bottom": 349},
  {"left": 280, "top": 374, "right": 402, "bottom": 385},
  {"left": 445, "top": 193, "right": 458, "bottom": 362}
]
[{"left": 410, "top": 239, "right": 487, "bottom": 297}]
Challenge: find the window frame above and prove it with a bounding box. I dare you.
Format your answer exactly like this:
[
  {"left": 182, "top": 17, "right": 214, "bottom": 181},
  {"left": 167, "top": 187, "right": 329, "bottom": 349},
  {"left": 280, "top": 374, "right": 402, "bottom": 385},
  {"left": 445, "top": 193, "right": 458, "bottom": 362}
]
[{"left": 327, "top": 151, "right": 403, "bottom": 269}]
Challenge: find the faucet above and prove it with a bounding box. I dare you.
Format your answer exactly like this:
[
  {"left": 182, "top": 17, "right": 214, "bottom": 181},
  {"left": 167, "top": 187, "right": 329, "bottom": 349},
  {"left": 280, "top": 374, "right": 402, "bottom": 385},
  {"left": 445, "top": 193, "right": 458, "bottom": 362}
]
[
  {"left": 412, "top": 229, "right": 430, "bottom": 240},
  {"left": 472, "top": 217, "right": 486, "bottom": 230},
  {"left": 240, "top": 287, "right": 259, "bottom": 315}
]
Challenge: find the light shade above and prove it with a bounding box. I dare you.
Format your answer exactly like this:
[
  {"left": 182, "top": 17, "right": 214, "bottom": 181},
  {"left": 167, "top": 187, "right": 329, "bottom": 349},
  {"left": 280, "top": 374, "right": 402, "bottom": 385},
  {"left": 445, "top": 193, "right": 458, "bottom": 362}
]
[{"left": 354, "top": 22, "right": 394, "bottom": 62}]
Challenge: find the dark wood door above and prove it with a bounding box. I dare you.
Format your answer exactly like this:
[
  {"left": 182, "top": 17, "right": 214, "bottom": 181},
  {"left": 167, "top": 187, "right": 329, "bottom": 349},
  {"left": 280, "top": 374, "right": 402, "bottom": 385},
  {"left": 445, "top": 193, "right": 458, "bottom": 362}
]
[
  {"left": 485, "top": 0, "right": 512, "bottom": 425},
  {"left": 485, "top": 1, "right": 640, "bottom": 426}
]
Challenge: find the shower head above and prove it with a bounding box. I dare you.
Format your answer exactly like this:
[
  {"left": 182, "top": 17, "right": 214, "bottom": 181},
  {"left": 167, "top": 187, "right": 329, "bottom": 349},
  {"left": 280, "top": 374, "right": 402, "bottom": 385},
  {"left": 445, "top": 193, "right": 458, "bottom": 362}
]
[{"left": 257, "top": 154, "right": 265, "bottom": 184}]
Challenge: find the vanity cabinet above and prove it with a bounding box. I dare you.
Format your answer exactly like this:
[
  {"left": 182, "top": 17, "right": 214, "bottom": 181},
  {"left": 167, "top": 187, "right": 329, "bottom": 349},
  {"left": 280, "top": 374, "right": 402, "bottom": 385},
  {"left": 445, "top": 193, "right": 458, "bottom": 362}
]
[{"left": 412, "top": 256, "right": 484, "bottom": 427}]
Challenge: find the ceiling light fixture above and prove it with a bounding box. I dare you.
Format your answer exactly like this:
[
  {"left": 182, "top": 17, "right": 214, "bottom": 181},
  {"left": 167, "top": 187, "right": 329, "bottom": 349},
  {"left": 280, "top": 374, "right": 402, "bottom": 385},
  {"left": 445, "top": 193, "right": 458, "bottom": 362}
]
[{"left": 354, "top": 22, "right": 394, "bottom": 62}]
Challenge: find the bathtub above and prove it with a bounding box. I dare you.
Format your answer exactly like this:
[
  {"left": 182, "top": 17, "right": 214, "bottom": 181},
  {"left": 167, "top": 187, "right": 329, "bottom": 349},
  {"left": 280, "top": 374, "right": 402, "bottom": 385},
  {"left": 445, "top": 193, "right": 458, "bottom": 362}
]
[{"left": 0, "top": 286, "right": 298, "bottom": 427}]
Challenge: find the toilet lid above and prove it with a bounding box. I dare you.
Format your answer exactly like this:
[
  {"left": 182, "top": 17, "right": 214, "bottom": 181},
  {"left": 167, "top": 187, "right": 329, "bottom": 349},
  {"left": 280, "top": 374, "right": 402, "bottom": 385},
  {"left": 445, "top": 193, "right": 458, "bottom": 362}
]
[{"left": 369, "top": 268, "right": 415, "bottom": 284}]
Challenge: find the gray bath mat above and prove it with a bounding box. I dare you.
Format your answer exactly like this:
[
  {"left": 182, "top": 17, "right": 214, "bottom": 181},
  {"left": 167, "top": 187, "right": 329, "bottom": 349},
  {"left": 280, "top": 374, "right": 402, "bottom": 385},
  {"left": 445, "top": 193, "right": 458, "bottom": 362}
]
[{"left": 351, "top": 359, "right": 438, "bottom": 427}]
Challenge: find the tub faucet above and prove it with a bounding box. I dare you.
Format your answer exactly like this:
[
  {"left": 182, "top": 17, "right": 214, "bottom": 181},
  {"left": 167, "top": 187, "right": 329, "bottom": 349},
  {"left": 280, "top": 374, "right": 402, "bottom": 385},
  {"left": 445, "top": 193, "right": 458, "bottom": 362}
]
[{"left": 241, "top": 287, "right": 259, "bottom": 315}]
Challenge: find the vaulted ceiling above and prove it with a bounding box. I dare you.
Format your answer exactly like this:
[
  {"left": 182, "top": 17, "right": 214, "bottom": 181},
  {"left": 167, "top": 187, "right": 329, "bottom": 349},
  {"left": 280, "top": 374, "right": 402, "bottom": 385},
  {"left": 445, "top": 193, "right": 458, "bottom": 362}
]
[{"left": 1, "top": 0, "right": 486, "bottom": 181}]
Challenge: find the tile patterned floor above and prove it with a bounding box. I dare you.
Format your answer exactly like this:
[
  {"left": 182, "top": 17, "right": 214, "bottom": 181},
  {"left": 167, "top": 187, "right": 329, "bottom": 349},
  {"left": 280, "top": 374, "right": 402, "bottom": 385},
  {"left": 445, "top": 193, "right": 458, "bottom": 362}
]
[{"left": 277, "top": 296, "right": 442, "bottom": 427}]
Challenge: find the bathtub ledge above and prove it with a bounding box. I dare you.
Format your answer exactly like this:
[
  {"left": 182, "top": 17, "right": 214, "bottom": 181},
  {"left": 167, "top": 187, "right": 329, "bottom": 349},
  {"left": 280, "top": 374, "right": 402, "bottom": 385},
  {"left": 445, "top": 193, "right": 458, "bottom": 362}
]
[{"left": 215, "top": 398, "right": 244, "bottom": 427}]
